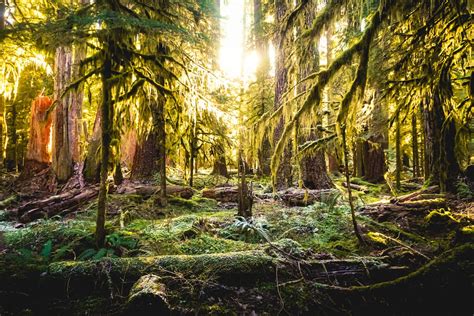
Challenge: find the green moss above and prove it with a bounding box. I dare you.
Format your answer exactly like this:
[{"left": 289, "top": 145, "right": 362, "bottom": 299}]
[
  {"left": 179, "top": 234, "right": 255, "bottom": 255},
  {"left": 359, "top": 216, "right": 428, "bottom": 244},
  {"left": 0, "top": 195, "right": 18, "bottom": 208},
  {"left": 367, "top": 231, "right": 388, "bottom": 245},
  {"left": 425, "top": 209, "right": 460, "bottom": 231},
  {"left": 168, "top": 196, "right": 200, "bottom": 209},
  {"left": 460, "top": 225, "right": 474, "bottom": 235}
]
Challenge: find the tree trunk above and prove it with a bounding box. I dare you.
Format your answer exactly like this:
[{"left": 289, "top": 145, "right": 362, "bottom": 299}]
[
  {"left": 421, "top": 92, "right": 460, "bottom": 191},
  {"left": 188, "top": 121, "right": 196, "bottom": 187},
  {"left": 130, "top": 130, "right": 159, "bottom": 180},
  {"left": 5, "top": 99, "right": 17, "bottom": 172},
  {"left": 95, "top": 52, "right": 112, "bottom": 248},
  {"left": 395, "top": 112, "right": 402, "bottom": 191},
  {"left": 411, "top": 113, "right": 419, "bottom": 178},
  {"left": 353, "top": 139, "right": 365, "bottom": 178},
  {"left": 52, "top": 45, "right": 74, "bottom": 182},
  {"left": 439, "top": 112, "right": 460, "bottom": 192},
  {"left": 211, "top": 143, "right": 228, "bottom": 177},
  {"left": 156, "top": 92, "right": 167, "bottom": 207},
  {"left": 0, "top": 0, "right": 5, "bottom": 167},
  {"left": 301, "top": 152, "right": 333, "bottom": 189},
  {"left": 363, "top": 136, "right": 386, "bottom": 183},
  {"left": 82, "top": 108, "right": 101, "bottom": 183},
  {"left": 273, "top": 0, "right": 292, "bottom": 189},
  {"left": 254, "top": 0, "right": 271, "bottom": 176},
  {"left": 21, "top": 96, "right": 53, "bottom": 177},
  {"left": 297, "top": 2, "right": 333, "bottom": 190}
]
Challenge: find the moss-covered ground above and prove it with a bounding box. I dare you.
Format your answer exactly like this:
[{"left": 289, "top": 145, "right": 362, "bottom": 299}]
[{"left": 0, "top": 174, "right": 472, "bottom": 315}]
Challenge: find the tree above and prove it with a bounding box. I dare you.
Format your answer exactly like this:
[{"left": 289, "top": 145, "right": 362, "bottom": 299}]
[{"left": 271, "top": 0, "right": 293, "bottom": 189}]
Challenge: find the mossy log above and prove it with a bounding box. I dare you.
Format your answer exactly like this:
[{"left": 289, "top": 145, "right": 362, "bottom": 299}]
[
  {"left": 342, "top": 182, "right": 369, "bottom": 193},
  {"left": 17, "top": 188, "right": 99, "bottom": 223},
  {"left": 116, "top": 183, "right": 193, "bottom": 199},
  {"left": 279, "top": 188, "right": 338, "bottom": 206},
  {"left": 202, "top": 186, "right": 239, "bottom": 203},
  {"left": 303, "top": 244, "right": 474, "bottom": 315},
  {"left": 127, "top": 274, "right": 170, "bottom": 315},
  {"left": 390, "top": 185, "right": 439, "bottom": 203},
  {"left": 42, "top": 251, "right": 406, "bottom": 301}
]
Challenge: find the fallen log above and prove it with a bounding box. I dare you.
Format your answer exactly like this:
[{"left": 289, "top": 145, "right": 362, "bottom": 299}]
[
  {"left": 302, "top": 244, "right": 474, "bottom": 315},
  {"left": 202, "top": 186, "right": 239, "bottom": 203},
  {"left": 391, "top": 185, "right": 439, "bottom": 203},
  {"left": 117, "top": 183, "right": 193, "bottom": 199},
  {"left": 279, "top": 188, "right": 338, "bottom": 206},
  {"left": 127, "top": 274, "right": 170, "bottom": 315},
  {"left": 43, "top": 251, "right": 405, "bottom": 301},
  {"left": 342, "top": 182, "right": 369, "bottom": 193},
  {"left": 18, "top": 188, "right": 99, "bottom": 223}
]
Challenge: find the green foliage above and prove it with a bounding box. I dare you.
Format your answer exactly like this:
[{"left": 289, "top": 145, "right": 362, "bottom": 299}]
[
  {"left": 456, "top": 180, "right": 473, "bottom": 200},
  {"left": 220, "top": 216, "right": 271, "bottom": 243}
]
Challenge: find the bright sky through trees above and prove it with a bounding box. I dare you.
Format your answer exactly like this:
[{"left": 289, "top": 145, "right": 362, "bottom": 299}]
[{"left": 219, "top": 0, "right": 259, "bottom": 81}]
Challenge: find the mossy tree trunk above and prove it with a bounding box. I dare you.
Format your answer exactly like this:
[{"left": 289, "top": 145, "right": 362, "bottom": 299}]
[
  {"left": 82, "top": 108, "right": 101, "bottom": 183},
  {"left": 297, "top": 1, "right": 333, "bottom": 190},
  {"left": 52, "top": 45, "right": 74, "bottom": 182},
  {"left": 131, "top": 130, "right": 159, "bottom": 180},
  {"left": 254, "top": 0, "right": 271, "bottom": 177},
  {"left": 52, "top": 3, "right": 85, "bottom": 183},
  {"left": 156, "top": 86, "right": 167, "bottom": 207},
  {"left": 273, "top": 0, "right": 293, "bottom": 189},
  {"left": 211, "top": 142, "right": 228, "bottom": 177},
  {"left": 411, "top": 112, "right": 419, "bottom": 178},
  {"left": 0, "top": 0, "right": 5, "bottom": 167},
  {"left": 422, "top": 92, "right": 460, "bottom": 192},
  {"left": 95, "top": 50, "right": 112, "bottom": 248},
  {"left": 5, "top": 99, "right": 17, "bottom": 172},
  {"left": 395, "top": 112, "right": 402, "bottom": 191}
]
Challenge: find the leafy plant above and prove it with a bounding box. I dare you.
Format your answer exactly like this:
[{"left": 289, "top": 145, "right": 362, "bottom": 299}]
[
  {"left": 220, "top": 216, "right": 270, "bottom": 243},
  {"left": 40, "top": 239, "right": 53, "bottom": 259}
]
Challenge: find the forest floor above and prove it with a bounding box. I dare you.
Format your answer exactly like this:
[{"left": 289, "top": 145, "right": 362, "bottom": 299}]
[{"left": 0, "top": 171, "right": 473, "bottom": 315}]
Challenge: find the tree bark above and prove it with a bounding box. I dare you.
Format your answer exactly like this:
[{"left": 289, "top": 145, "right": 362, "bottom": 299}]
[
  {"left": 5, "top": 98, "right": 17, "bottom": 171},
  {"left": 211, "top": 142, "right": 228, "bottom": 177},
  {"left": 52, "top": 45, "right": 74, "bottom": 182},
  {"left": 82, "top": 108, "right": 101, "bottom": 183},
  {"left": 156, "top": 90, "right": 167, "bottom": 207},
  {"left": 273, "top": 0, "right": 293, "bottom": 189},
  {"left": 411, "top": 113, "right": 419, "bottom": 178},
  {"left": 21, "top": 96, "right": 53, "bottom": 177},
  {"left": 131, "top": 130, "right": 159, "bottom": 180},
  {"left": 254, "top": 0, "right": 271, "bottom": 176},
  {"left": 395, "top": 112, "right": 402, "bottom": 191},
  {"left": 0, "top": 0, "right": 5, "bottom": 167},
  {"left": 297, "top": 1, "right": 333, "bottom": 190},
  {"left": 422, "top": 90, "right": 460, "bottom": 193},
  {"left": 95, "top": 51, "right": 112, "bottom": 248}
]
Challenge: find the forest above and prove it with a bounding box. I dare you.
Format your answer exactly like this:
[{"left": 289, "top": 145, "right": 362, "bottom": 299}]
[{"left": 0, "top": 0, "right": 472, "bottom": 314}]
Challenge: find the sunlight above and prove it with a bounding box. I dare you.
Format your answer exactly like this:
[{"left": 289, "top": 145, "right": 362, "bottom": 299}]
[{"left": 219, "top": 0, "right": 244, "bottom": 78}]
